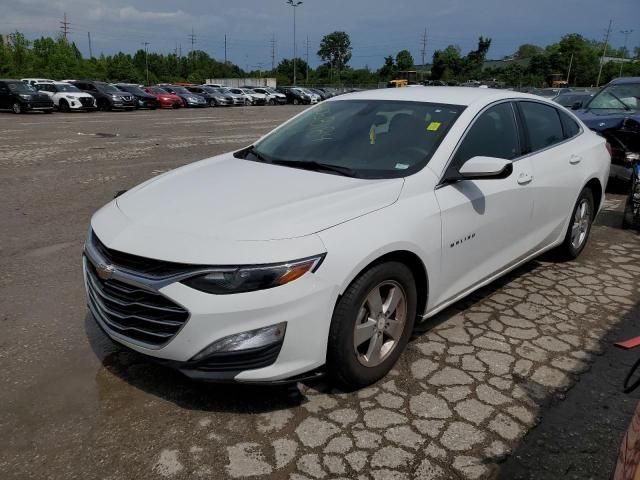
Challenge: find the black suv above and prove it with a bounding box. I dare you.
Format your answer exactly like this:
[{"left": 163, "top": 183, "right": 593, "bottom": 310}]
[
  {"left": 70, "top": 80, "right": 137, "bottom": 111},
  {"left": 0, "top": 79, "right": 53, "bottom": 113},
  {"left": 276, "top": 87, "right": 311, "bottom": 105},
  {"left": 114, "top": 84, "right": 159, "bottom": 109}
]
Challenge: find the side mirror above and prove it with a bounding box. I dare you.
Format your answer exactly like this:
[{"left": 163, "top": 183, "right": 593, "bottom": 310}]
[
  {"left": 571, "top": 101, "right": 582, "bottom": 110},
  {"left": 458, "top": 156, "right": 513, "bottom": 180}
]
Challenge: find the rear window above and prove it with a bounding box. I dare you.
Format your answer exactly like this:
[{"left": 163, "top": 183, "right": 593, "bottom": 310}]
[
  {"left": 519, "top": 101, "right": 564, "bottom": 152},
  {"left": 559, "top": 111, "right": 581, "bottom": 139}
]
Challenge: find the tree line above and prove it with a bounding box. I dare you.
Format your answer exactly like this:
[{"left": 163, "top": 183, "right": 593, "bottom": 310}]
[{"left": 0, "top": 30, "right": 638, "bottom": 87}]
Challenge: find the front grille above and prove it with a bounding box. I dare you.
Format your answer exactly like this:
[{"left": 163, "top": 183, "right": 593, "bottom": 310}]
[
  {"left": 85, "top": 260, "right": 189, "bottom": 346},
  {"left": 79, "top": 97, "right": 94, "bottom": 107}
]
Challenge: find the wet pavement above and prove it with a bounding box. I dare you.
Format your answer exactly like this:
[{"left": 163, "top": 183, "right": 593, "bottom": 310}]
[{"left": 0, "top": 107, "right": 639, "bottom": 479}]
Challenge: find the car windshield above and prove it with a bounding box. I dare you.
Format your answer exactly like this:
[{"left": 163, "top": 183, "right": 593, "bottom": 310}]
[
  {"left": 148, "top": 87, "right": 167, "bottom": 94},
  {"left": 202, "top": 87, "right": 217, "bottom": 93},
  {"left": 8, "top": 82, "right": 36, "bottom": 93},
  {"left": 97, "top": 84, "right": 120, "bottom": 94},
  {"left": 56, "top": 83, "right": 81, "bottom": 93},
  {"left": 243, "top": 100, "right": 464, "bottom": 179},
  {"left": 587, "top": 83, "right": 640, "bottom": 112},
  {"left": 171, "top": 86, "right": 190, "bottom": 94},
  {"left": 119, "top": 85, "right": 146, "bottom": 95},
  {"left": 265, "top": 88, "right": 278, "bottom": 94},
  {"left": 217, "top": 88, "right": 232, "bottom": 94}
]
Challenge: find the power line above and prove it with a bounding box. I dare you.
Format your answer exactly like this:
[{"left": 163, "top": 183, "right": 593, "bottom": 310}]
[
  {"left": 596, "top": 19, "right": 612, "bottom": 87},
  {"left": 59, "top": 12, "right": 71, "bottom": 40}
]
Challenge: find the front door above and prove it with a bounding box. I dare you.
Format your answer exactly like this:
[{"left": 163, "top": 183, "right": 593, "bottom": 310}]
[{"left": 433, "top": 101, "right": 535, "bottom": 307}]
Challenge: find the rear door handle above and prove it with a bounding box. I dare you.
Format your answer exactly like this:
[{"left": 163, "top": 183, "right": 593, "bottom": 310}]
[
  {"left": 517, "top": 172, "right": 533, "bottom": 185},
  {"left": 570, "top": 154, "right": 582, "bottom": 164}
]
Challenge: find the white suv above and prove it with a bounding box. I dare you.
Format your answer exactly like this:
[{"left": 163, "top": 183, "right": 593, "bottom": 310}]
[
  {"left": 35, "top": 82, "right": 97, "bottom": 111},
  {"left": 84, "top": 87, "right": 609, "bottom": 388}
]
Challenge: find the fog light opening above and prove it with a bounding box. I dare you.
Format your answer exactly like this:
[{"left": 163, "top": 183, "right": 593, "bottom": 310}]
[{"left": 190, "top": 322, "right": 287, "bottom": 362}]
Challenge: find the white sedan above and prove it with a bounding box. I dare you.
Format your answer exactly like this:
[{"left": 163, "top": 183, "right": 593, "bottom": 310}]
[{"left": 83, "top": 87, "right": 610, "bottom": 389}]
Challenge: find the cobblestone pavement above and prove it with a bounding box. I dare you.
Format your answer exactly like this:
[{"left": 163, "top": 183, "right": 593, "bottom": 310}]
[{"left": 0, "top": 108, "right": 638, "bottom": 480}]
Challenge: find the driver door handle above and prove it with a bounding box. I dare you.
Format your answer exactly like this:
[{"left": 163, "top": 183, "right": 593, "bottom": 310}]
[
  {"left": 570, "top": 154, "right": 582, "bottom": 164},
  {"left": 517, "top": 172, "right": 533, "bottom": 185}
]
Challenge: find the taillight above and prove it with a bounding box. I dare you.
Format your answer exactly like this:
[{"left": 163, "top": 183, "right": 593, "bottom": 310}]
[{"left": 605, "top": 142, "right": 612, "bottom": 158}]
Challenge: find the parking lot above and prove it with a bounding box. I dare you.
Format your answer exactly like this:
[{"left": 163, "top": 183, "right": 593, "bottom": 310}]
[{"left": 1, "top": 107, "right": 639, "bottom": 480}]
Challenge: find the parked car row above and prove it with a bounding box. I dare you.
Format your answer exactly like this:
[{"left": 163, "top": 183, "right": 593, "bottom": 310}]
[{"left": 2, "top": 78, "right": 330, "bottom": 113}]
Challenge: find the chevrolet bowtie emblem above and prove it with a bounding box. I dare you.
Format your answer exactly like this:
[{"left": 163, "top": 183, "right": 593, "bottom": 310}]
[{"left": 96, "top": 263, "right": 116, "bottom": 280}]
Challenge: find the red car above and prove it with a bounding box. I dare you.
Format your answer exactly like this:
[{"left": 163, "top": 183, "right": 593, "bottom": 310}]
[{"left": 144, "top": 87, "right": 183, "bottom": 109}]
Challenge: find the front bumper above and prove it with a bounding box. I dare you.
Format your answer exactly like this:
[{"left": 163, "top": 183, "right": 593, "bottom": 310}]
[
  {"left": 24, "top": 102, "right": 54, "bottom": 111},
  {"left": 82, "top": 239, "right": 336, "bottom": 383}
]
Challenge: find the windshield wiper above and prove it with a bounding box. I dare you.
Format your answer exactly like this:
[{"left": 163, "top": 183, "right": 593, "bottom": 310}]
[
  {"left": 236, "top": 145, "right": 272, "bottom": 163},
  {"left": 607, "top": 91, "right": 631, "bottom": 110},
  {"left": 272, "top": 159, "right": 356, "bottom": 177}
]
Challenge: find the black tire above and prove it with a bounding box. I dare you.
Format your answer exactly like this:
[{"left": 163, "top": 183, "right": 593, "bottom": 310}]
[
  {"left": 293, "top": 98, "right": 300, "bottom": 105},
  {"left": 209, "top": 100, "right": 216, "bottom": 107},
  {"left": 59, "top": 100, "right": 70, "bottom": 112},
  {"left": 622, "top": 178, "right": 639, "bottom": 230},
  {"left": 44, "top": 109, "right": 52, "bottom": 114},
  {"left": 98, "top": 100, "right": 111, "bottom": 112},
  {"left": 327, "top": 261, "right": 417, "bottom": 390},
  {"left": 12, "top": 102, "right": 22, "bottom": 114},
  {"left": 555, "top": 187, "right": 595, "bottom": 260},
  {"left": 269, "top": 99, "right": 275, "bottom": 106}
]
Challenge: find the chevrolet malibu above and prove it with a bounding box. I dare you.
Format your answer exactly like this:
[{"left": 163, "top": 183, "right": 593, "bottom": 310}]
[{"left": 83, "top": 88, "right": 610, "bottom": 389}]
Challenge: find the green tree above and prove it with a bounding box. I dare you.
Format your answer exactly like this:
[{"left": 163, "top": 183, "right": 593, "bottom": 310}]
[
  {"left": 377, "top": 55, "right": 396, "bottom": 79},
  {"left": 395, "top": 49, "right": 414, "bottom": 71},
  {"left": 431, "top": 45, "right": 462, "bottom": 80},
  {"left": 515, "top": 44, "right": 542, "bottom": 59},
  {"left": 317, "top": 31, "right": 352, "bottom": 80}
]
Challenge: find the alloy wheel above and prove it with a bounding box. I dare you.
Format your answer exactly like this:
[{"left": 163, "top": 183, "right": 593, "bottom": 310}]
[
  {"left": 12, "top": 102, "right": 22, "bottom": 114},
  {"left": 570, "top": 198, "right": 591, "bottom": 249},
  {"left": 354, "top": 280, "right": 407, "bottom": 367}
]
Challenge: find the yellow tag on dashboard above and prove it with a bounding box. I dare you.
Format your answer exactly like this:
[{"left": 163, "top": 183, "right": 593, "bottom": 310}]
[
  {"left": 369, "top": 126, "right": 376, "bottom": 145},
  {"left": 427, "top": 122, "right": 441, "bottom": 131}
]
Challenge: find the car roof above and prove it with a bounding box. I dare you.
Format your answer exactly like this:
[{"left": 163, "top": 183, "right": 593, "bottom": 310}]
[
  {"left": 609, "top": 76, "right": 640, "bottom": 85},
  {"left": 330, "top": 86, "right": 541, "bottom": 107}
]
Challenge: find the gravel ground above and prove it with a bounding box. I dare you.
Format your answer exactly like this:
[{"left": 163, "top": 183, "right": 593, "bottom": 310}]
[{"left": 0, "top": 106, "right": 638, "bottom": 480}]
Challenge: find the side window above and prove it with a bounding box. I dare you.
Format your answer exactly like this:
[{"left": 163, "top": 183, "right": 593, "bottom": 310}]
[
  {"left": 450, "top": 102, "right": 519, "bottom": 171},
  {"left": 558, "top": 110, "right": 580, "bottom": 139},
  {"left": 519, "top": 101, "right": 564, "bottom": 151}
]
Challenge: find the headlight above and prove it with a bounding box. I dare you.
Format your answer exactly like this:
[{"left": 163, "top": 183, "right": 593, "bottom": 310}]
[
  {"left": 111, "top": 94, "right": 121, "bottom": 100},
  {"left": 65, "top": 95, "right": 75, "bottom": 99},
  {"left": 188, "top": 96, "right": 198, "bottom": 102},
  {"left": 19, "top": 94, "right": 32, "bottom": 100},
  {"left": 182, "top": 254, "right": 325, "bottom": 294}
]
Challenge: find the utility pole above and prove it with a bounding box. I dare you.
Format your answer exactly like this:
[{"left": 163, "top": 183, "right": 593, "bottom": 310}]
[
  {"left": 596, "top": 19, "right": 612, "bottom": 87},
  {"left": 270, "top": 33, "right": 276, "bottom": 70},
  {"left": 87, "top": 31, "right": 93, "bottom": 58},
  {"left": 566, "top": 53, "right": 573, "bottom": 84},
  {"left": 224, "top": 34, "right": 227, "bottom": 63},
  {"left": 143, "top": 41, "right": 150, "bottom": 85},
  {"left": 305, "top": 35, "right": 309, "bottom": 83},
  {"left": 60, "top": 12, "right": 70, "bottom": 40},
  {"left": 420, "top": 28, "right": 428, "bottom": 66},
  {"left": 189, "top": 29, "right": 196, "bottom": 60},
  {"left": 619, "top": 29, "right": 633, "bottom": 77},
  {"left": 286, "top": 0, "right": 303, "bottom": 85}
]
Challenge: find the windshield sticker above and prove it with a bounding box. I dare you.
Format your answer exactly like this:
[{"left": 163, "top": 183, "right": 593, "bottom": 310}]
[
  {"left": 427, "top": 122, "right": 441, "bottom": 131},
  {"left": 369, "top": 126, "right": 376, "bottom": 145},
  {"left": 395, "top": 163, "right": 409, "bottom": 170}
]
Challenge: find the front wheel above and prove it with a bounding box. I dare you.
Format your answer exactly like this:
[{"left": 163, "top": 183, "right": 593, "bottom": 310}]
[
  {"left": 327, "top": 262, "right": 417, "bottom": 390},
  {"left": 12, "top": 102, "right": 22, "bottom": 114},
  {"left": 293, "top": 98, "right": 299, "bottom": 105},
  {"left": 555, "top": 188, "right": 594, "bottom": 260},
  {"left": 622, "top": 177, "right": 640, "bottom": 230}
]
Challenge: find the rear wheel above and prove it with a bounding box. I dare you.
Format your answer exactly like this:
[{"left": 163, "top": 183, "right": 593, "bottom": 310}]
[
  {"left": 12, "top": 102, "right": 22, "bottom": 114},
  {"left": 556, "top": 187, "right": 594, "bottom": 260},
  {"left": 327, "top": 262, "right": 417, "bottom": 390}
]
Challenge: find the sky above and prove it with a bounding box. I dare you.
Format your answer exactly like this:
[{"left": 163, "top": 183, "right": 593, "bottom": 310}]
[{"left": 1, "top": 0, "right": 639, "bottom": 70}]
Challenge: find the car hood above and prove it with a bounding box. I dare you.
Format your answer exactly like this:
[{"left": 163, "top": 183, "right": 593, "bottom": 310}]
[
  {"left": 115, "top": 153, "right": 404, "bottom": 241},
  {"left": 575, "top": 109, "right": 640, "bottom": 132}
]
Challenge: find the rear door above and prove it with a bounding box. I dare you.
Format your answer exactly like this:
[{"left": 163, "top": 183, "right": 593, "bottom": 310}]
[
  {"left": 0, "top": 82, "right": 9, "bottom": 109},
  {"left": 433, "top": 101, "right": 535, "bottom": 306},
  {"left": 516, "top": 101, "right": 584, "bottom": 248}
]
